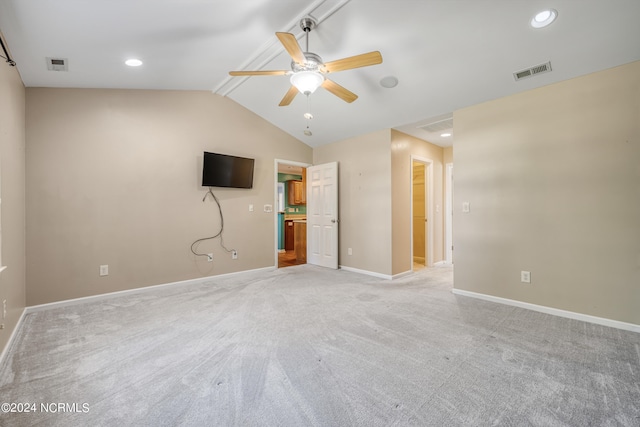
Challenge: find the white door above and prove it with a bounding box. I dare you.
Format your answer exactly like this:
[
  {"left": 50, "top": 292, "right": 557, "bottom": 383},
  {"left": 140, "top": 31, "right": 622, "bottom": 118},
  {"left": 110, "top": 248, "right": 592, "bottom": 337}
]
[{"left": 307, "top": 162, "right": 339, "bottom": 269}]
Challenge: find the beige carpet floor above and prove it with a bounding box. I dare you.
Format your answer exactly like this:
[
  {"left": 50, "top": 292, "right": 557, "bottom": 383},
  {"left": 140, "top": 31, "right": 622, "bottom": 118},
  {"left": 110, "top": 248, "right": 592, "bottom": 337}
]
[{"left": 1, "top": 264, "right": 639, "bottom": 426}]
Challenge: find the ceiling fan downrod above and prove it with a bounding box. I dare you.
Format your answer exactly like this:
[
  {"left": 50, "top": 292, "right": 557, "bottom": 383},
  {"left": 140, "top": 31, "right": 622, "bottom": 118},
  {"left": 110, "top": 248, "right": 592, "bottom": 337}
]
[{"left": 299, "top": 17, "right": 316, "bottom": 53}]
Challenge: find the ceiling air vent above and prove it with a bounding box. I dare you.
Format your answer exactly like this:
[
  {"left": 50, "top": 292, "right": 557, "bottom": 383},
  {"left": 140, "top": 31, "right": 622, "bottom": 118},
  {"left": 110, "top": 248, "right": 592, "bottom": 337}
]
[
  {"left": 513, "top": 61, "right": 551, "bottom": 81},
  {"left": 417, "top": 117, "right": 454, "bottom": 133},
  {"left": 46, "top": 57, "right": 68, "bottom": 72}
]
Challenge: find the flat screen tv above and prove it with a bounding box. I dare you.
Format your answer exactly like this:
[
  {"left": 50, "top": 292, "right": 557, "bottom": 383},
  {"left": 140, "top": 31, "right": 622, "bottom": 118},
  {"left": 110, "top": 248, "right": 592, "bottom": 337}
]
[{"left": 202, "top": 152, "right": 255, "bottom": 189}]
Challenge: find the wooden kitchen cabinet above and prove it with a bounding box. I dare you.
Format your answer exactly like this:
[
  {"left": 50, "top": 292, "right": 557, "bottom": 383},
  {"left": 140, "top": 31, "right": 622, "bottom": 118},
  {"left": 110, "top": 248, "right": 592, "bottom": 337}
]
[
  {"left": 287, "top": 180, "right": 306, "bottom": 205},
  {"left": 294, "top": 221, "right": 307, "bottom": 263},
  {"left": 284, "top": 220, "right": 295, "bottom": 251}
]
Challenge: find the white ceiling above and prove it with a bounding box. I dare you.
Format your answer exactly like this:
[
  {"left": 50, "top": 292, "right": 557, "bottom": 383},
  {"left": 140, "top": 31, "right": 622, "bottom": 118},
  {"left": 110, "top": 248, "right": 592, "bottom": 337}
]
[{"left": 1, "top": 0, "right": 639, "bottom": 148}]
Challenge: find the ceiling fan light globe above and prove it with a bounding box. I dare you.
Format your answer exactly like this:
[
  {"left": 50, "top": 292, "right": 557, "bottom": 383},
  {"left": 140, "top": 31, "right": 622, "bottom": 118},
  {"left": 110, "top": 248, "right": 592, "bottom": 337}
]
[{"left": 291, "top": 71, "right": 324, "bottom": 95}]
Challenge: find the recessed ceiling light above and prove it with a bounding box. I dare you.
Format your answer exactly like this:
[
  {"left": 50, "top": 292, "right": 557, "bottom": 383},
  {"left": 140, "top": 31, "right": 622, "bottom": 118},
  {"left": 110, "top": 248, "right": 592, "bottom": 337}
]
[
  {"left": 531, "top": 9, "right": 558, "bottom": 28},
  {"left": 125, "top": 59, "right": 143, "bottom": 67},
  {"left": 380, "top": 76, "right": 399, "bottom": 88},
  {"left": 441, "top": 133, "right": 452, "bottom": 137}
]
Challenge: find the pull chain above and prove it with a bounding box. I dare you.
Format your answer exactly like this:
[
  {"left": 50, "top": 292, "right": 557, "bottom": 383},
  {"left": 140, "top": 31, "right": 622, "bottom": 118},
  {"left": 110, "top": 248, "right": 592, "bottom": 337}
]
[{"left": 304, "top": 94, "right": 313, "bottom": 136}]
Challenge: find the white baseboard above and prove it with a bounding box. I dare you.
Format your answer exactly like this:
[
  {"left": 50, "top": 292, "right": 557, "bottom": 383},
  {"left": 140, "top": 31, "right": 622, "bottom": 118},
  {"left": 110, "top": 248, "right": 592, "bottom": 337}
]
[
  {"left": 0, "top": 307, "right": 27, "bottom": 367},
  {"left": 338, "top": 264, "right": 450, "bottom": 280},
  {"left": 338, "top": 266, "right": 418, "bottom": 280},
  {"left": 339, "top": 265, "right": 392, "bottom": 280},
  {"left": 27, "top": 266, "right": 275, "bottom": 314},
  {"left": 392, "top": 270, "right": 414, "bottom": 280},
  {"left": 452, "top": 288, "right": 640, "bottom": 334}
]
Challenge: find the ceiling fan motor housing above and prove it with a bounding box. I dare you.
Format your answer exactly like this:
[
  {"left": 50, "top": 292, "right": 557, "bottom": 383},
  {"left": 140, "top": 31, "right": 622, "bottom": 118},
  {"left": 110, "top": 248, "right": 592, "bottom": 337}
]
[{"left": 292, "top": 52, "right": 324, "bottom": 72}]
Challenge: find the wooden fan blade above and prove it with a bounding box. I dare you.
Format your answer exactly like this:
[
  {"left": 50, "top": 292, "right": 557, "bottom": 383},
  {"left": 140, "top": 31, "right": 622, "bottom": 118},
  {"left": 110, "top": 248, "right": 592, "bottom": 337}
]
[
  {"left": 276, "top": 32, "right": 306, "bottom": 64},
  {"left": 321, "top": 79, "right": 358, "bottom": 103},
  {"left": 279, "top": 86, "right": 299, "bottom": 106},
  {"left": 322, "top": 51, "right": 383, "bottom": 73},
  {"left": 229, "top": 70, "right": 288, "bottom": 76}
]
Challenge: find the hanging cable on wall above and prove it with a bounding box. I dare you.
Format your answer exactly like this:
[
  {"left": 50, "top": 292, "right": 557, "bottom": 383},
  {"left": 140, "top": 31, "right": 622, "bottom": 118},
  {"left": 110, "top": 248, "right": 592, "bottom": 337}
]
[
  {"left": 0, "top": 33, "right": 17, "bottom": 66},
  {"left": 190, "top": 188, "right": 235, "bottom": 260}
]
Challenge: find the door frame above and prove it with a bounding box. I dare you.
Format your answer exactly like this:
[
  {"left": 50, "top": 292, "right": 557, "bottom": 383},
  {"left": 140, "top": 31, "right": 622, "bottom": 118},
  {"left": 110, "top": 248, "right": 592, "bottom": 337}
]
[
  {"left": 445, "top": 163, "right": 453, "bottom": 264},
  {"left": 410, "top": 156, "right": 434, "bottom": 269},
  {"left": 274, "top": 159, "right": 311, "bottom": 268}
]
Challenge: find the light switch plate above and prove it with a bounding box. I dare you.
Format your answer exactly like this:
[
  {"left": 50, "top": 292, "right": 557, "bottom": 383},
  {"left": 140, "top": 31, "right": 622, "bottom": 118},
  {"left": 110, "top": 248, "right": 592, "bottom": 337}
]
[{"left": 462, "top": 202, "right": 470, "bottom": 213}]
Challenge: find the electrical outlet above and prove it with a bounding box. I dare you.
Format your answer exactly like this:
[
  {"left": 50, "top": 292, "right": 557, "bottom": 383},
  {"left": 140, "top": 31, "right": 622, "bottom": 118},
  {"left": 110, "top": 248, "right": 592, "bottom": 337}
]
[
  {"left": 207, "top": 253, "right": 213, "bottom": 262},
  {"left": 348, "top": 248, "right": 353, "bottom": 255},
  {"left": 521, "top": 271, "right": 531, "bottom": 283},
  {"left": 232, "top": 250, "right": 238, "bottom": 260},
  {"left": 99, "top": 265, "right": 109, "bottom": 276}
]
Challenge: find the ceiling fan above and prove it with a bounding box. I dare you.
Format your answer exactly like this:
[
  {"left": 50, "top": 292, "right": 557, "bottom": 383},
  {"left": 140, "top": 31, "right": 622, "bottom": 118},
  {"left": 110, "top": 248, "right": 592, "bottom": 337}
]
[{"left": 229, "top": 17, "right": 383, "bottom": 106}]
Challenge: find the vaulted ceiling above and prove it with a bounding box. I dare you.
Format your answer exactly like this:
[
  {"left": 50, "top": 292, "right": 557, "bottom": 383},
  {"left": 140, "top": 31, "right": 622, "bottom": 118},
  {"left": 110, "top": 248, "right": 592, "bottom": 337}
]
[{"left": 1, "top": 0, "right": 639, "bottom": 147}]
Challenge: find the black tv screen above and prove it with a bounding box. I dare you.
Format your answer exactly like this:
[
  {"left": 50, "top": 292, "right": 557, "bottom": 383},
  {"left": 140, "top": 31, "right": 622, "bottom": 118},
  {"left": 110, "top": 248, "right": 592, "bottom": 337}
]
[{"left": 202, "top": 152, "right": 255, "bottom": 189}]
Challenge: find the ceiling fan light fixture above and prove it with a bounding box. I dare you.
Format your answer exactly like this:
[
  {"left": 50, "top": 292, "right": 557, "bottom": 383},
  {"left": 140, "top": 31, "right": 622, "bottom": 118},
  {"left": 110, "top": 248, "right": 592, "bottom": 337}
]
[
  {"left": 380, "top": 76, "right": 399, "bottom": 88},
  {"left": 291, "top": 71, "right": 324, "bottom": 95}
]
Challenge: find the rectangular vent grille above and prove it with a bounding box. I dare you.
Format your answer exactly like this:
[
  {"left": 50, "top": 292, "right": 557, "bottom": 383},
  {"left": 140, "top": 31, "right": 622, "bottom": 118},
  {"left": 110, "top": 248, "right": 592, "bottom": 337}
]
[
  {"left": 513, "top": 61, "right": 552, "bottom": 81},
  {"left": 46, "top": 57, "right": 68, "bottom": 72},
  {"left": 417, "top": 117, "right": 454, "bottom": 133}
]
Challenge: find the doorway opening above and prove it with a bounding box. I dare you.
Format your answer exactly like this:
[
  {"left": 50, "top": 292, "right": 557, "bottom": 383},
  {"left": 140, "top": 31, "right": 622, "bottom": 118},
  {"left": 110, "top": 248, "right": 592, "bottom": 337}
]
[
  {"left": 275, "top": 159, "right": 310, "bottom": 268},
  {"left": 411, "top": 156, "right": 434, "bottom": 271}
]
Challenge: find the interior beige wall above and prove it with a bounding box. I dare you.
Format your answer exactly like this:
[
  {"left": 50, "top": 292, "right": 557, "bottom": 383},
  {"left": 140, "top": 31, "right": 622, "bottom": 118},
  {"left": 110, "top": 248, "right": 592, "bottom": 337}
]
[
  {"left": 391, "top": 130, "right": 444, "bottom": 275},
  {"left": 313, "top": 129, "right": 393, "bottom": 276},
  {"left": 453, "top": 61, "right": 640, "bottom": 325},
  {"left": 443, "top": 146, "right": 453, "bottom": 165},
  {"left": 26, "top": 88, "right": 312, "bottom": 305},
  {"left": 0, "top": 57, "right": 26, "bottom": 352}
]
